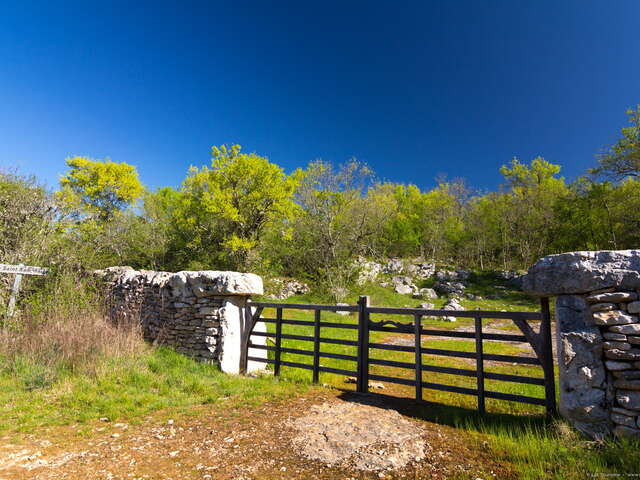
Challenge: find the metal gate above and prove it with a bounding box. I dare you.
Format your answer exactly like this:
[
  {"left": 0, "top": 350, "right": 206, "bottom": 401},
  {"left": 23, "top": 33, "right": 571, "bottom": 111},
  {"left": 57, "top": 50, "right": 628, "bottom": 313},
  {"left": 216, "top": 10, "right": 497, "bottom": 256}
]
[{"left": 241, "top": 297, "right": 555, "bottom": 415}]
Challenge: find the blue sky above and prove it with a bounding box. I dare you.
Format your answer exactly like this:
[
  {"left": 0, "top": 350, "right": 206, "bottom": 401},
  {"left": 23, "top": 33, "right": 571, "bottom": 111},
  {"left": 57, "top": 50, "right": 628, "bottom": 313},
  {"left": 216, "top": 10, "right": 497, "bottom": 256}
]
[{"left": 1, "top": 1, "right": 639, "bottom": 192}]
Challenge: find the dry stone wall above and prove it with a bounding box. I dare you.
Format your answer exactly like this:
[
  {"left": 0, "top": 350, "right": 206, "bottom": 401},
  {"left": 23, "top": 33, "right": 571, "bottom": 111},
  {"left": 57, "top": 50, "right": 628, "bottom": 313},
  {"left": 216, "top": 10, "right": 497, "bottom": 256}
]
[
  {"left": 94, "top": 266, "right": 266, "bottom": 374},
  {"left": 523, "top": 250, "right": 640, "bottom": 439}
]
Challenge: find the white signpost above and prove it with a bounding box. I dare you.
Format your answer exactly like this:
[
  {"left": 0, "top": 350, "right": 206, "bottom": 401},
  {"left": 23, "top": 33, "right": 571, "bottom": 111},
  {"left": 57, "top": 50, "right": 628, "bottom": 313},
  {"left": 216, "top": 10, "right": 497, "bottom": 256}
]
[{"left": 0, "top": 264, "right": 49, "bottom": 317}]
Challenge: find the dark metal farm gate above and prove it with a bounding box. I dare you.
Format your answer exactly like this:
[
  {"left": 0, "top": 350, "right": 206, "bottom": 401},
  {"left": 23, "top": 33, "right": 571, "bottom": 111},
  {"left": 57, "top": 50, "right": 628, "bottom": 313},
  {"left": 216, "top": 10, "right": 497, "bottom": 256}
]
[{"left": 240, "top": 297, "right": 555, "bottom": 415}]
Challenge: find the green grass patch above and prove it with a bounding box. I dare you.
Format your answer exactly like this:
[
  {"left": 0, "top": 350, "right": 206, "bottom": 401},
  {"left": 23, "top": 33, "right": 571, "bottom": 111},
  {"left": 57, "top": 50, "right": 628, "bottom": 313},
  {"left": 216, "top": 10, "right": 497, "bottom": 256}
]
[{"left": 0, "top": 346, "right": 304, "bottom": 434}]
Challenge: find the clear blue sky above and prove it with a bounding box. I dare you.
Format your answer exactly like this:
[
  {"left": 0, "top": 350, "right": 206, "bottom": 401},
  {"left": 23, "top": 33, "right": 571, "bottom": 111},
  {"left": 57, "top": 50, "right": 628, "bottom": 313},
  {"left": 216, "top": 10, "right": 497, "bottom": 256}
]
[{"left": 1, "top": 1, "right": 639, "bottom": 191}]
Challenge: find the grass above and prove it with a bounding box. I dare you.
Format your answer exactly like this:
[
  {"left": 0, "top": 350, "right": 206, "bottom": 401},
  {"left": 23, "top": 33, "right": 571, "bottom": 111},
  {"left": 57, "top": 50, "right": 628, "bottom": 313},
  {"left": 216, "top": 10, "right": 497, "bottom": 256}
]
[{"left": 0, "top": 346, "right": 305, "bottom": 435}]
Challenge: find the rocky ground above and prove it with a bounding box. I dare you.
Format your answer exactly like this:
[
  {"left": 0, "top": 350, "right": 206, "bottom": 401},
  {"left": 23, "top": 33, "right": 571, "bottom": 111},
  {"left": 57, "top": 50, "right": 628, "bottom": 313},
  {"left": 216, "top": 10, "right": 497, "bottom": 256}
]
[{"left": 0, "top": 391, "right": 510, "bottom": 480}]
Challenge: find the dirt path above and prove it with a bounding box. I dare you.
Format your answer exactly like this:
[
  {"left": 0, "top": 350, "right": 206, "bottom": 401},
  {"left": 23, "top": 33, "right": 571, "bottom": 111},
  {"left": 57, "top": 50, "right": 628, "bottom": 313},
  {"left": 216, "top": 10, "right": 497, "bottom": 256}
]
[{"left": 0, "top": 390, "right": 512, "bottom": 480}]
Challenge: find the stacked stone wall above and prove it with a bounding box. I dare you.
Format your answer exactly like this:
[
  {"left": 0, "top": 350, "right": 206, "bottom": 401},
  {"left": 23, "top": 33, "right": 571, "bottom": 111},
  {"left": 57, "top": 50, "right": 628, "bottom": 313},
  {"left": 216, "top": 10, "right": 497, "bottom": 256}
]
[
  {"left": 95, "top": 266, "right": 265, "bottom": 373},
  {"left": 523, "top": 250, "right": 640, "bottom": 438}
]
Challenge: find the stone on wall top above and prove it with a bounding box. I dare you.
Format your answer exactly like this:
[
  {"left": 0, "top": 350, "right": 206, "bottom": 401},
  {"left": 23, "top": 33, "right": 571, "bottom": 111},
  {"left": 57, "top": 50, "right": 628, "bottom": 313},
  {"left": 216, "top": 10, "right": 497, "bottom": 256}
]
[
  {"left": 94, "top": 266, "right": 263, "bottom": 296},
  {"left": 522, "top": 250, "right": 640, "bottom": 296}
]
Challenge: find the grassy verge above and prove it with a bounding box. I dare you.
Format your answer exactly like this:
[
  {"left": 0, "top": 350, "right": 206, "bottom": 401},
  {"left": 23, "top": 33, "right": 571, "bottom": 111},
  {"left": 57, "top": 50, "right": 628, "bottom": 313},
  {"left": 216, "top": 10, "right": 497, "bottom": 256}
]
[{"left": 0, "top": 346, "right": 304, "bottom": 435}]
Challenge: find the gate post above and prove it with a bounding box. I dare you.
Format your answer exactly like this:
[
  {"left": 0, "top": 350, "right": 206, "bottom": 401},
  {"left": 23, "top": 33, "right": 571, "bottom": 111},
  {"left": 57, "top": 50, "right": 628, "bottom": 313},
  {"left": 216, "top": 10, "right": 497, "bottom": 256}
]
[
  {"left": 540, "top": 297, "right": 556, "bottom": 417},
  {"left": 356, "top": 295, "right": 370, "bottom": 393}
]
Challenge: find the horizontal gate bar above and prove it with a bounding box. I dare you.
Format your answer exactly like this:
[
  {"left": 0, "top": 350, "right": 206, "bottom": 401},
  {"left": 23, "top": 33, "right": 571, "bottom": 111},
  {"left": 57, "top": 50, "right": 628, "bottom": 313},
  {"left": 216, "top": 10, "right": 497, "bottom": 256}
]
[
  {"left": 422, "top": 364, "right": 476, "bottom": 376},
  {"left": 367, "top": 342, "right": 540, "bottom": 365},
  {"left": 247, "top": 357, "right": 356, "bottom": 377},
  {"left": 248, "top": 343, "right": 276, "bottom": 351},
  {"left": 369, "top": 357, "right": 415, "bottom": 369},
  {"left": 260, "top": 318, "right": 315, "bottom": 327},
  {"left": 368, "top": 373, "right": 416, "bottom": 386},
  {"left": 484, "top": 372, "right": 545, "bottom": 385},
  {"left": 367, "top": 306, "right": 543, "bottom": 320},
  {"left": 249, "top": 301, "right": 359, "bottom": 312},
  {"left": 422, "top": 381, "right": 478, "bottom": 396},
  {"left": 368, "top": 325, "right": 526, "bottom": 342},
  {"left": 318, "top": 337, "right": 359, "bottom": 346},
  {"left": 318, "top": 366, "right": 357, "bottom": 376},
  {"left": 319, "top": 351, "right": 358, "bottom": 361},
  {"left": 368, "top": 359, "right": 545, "bottom": 385},
  {"left": 319, "top": 321, "right": 358, "bottom": 329},
  {"left": 247, "top": 356, "right": 272, "bottom": 363},
  {"left": 484, "top": 390, "right": 546, "bottom": 406},
  {"left": 368, "top": 342, "right": 414, "bottom": 353},
  {"left": 260, "top": 319, "right": 360, "bottom": 330}
]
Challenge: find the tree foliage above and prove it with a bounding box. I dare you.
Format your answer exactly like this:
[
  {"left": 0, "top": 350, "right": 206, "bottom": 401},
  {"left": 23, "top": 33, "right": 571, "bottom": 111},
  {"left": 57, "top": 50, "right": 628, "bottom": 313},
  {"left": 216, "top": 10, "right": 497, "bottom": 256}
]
[
  {"left": 6, "top": 105, "right": 640, "bottom": 296},
  {"left": 58, "top": 156, "right": 143, "bottom": 221},
  {"left": 592, "top": 105, "right": 640, "bottom": 180}
]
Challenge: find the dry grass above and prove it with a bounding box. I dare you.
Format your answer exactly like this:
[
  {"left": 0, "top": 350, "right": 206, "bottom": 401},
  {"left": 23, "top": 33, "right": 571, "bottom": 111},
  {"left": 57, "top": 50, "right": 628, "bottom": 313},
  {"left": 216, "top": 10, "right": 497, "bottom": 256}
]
[{"left": 0, "top": 307, "right": 144, "bottom": 385}]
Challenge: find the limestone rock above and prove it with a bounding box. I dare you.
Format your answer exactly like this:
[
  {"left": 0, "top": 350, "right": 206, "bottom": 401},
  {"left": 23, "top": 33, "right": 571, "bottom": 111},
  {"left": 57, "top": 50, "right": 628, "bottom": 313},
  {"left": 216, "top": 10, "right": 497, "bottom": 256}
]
[
  {"left": 613, "top": 406, "right": 639, "bottom": 416},
  {"left": 522, "top": 250, "right": 640, "bottom": 296},
  {"left": 605, "top": 360, "right": 632, "bottom": 371},
  {"left": 603, "top": 332, "right": 628, "bottom": 341},
  {"left": 613, "top": 370, "right": 640, "bottom": 379},
  {"left": 612, "top": 413, "right": 637, "bottom": 427},
  {"left": 628, "top": 301, "right": 640, "bottom": 314},
  {"left": 586, "top": 292, "right": 638, "bottom": 304},
  {"left": 590, "top": 302, "right": 617, "bottom": 312},
  {"left": 267, "top": 278, "right": 309, "bottom": 300},
  {"left": 184, "top": 271, "right": 263, "bottom": 296},
  {"left": 434, "top": 281, "right": 465, "bottom": 296},
  {"left": 412, "top": 288, "right": 437, "bottom": 300},
  {"left": 603, "top": 341, "right": 631, "bottom": 350},
  {"left": 616, "top": 389, "right": 640, "bottom": 410},
  {"left": 610, "top": 324, "right": 640, "bottom": 334},
  {"left": 406, "top": 261, "right": 436, "bottom": 279},
  {"left": 604, "top": 349, "right": 640, "bottom": 361},
  {"left": 613, "top": 379, "right": 640, "bottom": 390},
  {"left": 555, "top": 295, "right": 609, "bottom": 438},
  {"left": 592, "top": 310, "right": 636, "bottom": 326},
  {"left": 392, "top": 276, "right": 416, "bottom": 295}
]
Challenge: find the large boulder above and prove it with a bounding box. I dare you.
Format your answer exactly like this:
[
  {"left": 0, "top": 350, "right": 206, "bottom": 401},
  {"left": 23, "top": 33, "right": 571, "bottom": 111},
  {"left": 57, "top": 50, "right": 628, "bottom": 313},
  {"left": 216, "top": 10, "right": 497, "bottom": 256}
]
[
  {"left": 522, "top": 250, "right": 640, "bottom": 297},
  {"left": 392, "top": 275, "right": 417, "bottom": 295}
]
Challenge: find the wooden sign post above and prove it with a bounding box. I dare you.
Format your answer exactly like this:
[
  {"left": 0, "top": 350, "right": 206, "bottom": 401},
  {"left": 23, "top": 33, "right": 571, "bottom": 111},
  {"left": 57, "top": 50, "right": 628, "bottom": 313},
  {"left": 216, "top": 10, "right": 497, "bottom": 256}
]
[{"left": 0, "top": 264, "right": 48, "bottom": 317}]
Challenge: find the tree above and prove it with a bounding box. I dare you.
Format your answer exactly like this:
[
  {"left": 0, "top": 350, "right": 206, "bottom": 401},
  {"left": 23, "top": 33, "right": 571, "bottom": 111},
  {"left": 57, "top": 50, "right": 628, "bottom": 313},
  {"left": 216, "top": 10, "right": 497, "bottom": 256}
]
[
  {"left": 179, "top": 144, "right": 299, "bottom": 269},
  {"left": 277, "top": 160, "right": 394, "bottom": 300},
  {"left": 592, "top": 105, "right": 640, "bottom": 180},
  {"left": 58, "top": 156, "right": 143, "bottom": 221},
  {"left": 497, "top": 157, "right": 568, "bottom": 266}
]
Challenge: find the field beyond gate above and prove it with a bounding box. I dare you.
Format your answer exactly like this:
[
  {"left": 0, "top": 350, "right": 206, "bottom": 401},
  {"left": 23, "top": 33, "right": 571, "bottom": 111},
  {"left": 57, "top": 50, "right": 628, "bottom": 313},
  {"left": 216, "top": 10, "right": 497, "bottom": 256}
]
[{"left": 241, "top": 297, "right": 556, "bottom": 416}]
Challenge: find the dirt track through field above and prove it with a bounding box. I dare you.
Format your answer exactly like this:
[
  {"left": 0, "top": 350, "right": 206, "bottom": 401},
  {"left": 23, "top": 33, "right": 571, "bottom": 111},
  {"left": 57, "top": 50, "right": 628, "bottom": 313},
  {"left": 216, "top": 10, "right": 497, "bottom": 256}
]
[{"left": 0, "top": 390, "right": 511, "bottom": 480}]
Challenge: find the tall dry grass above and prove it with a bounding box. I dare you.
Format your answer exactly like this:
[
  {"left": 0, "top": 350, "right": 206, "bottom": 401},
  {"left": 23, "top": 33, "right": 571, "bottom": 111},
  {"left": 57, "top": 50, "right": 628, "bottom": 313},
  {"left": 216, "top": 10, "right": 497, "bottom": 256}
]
[
  {"left": 0, "top": 311, "right": 143, "bottom": 375},
  {"left": 0, "top": 274, "right": 145, "bottom": 389}
]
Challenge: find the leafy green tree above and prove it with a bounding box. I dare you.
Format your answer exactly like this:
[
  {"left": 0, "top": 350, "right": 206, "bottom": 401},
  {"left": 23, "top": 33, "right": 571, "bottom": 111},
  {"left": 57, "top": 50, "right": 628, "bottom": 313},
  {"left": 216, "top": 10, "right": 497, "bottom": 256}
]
[
  {"left": 179, "top": 145, "right": 299, "bottom": 269},
  {"left": 58, "top": 156, "right": 143, "bottom": 221},
  {"left": 592, "top": 106, "right": 640, "bottom": 180},
  {"left": 497, "top": 157, "right": 568, "bottom": 266},
  {"left": 0, "top": 172, "right": 54, "bottom": 266},
  {"left": 276, "top": 160, "right": 392, "bottom": 300}
]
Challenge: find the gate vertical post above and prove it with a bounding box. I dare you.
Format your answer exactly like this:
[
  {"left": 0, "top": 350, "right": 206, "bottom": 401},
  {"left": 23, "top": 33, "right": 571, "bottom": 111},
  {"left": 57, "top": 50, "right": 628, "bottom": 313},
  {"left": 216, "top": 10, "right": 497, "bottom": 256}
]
[
  {"left": 240, "top": 303, "right": 251, "bottom": 375},
  {"left": 474, "top": 315, "right": 485, "bottom": 414},
  {"left": 312, "top": 309, "right": 321, "bottom": 383},
  {"left": 274, "top": 307, "right": 283, "bottom": 377},
  {"left": 540, "top": 297, "right": 556, "bottom": 416},
  {"left": 414, "top": 313, "right": 423, "bottom": 402},
  {"left": 356, "top": 296, "right": 370, "bottom": 393}
]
